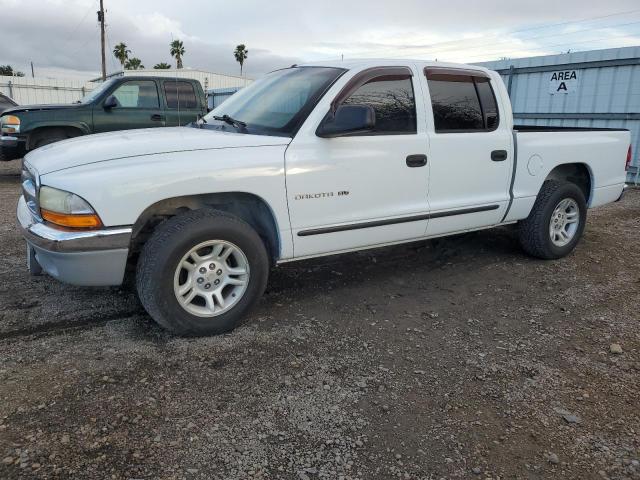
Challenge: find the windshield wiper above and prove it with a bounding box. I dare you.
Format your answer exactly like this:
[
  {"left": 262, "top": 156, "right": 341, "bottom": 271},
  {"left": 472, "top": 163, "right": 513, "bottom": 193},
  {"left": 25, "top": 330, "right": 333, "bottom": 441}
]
[
  {"left": 196, "top": 113, "right": 207, "bottom": 128},
  {"left": 213, "top": 114, "right": 247, "bottom": 129}
]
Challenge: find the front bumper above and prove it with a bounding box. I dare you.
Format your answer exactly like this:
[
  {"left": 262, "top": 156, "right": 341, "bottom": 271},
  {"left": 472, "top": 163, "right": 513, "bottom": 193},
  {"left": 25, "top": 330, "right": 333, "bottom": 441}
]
[
  {"left": 0, "top": 135, "right": 26, "bottom": 161},
  {"left": 17, "top": 196, "right": 132, "bottom": 286}
]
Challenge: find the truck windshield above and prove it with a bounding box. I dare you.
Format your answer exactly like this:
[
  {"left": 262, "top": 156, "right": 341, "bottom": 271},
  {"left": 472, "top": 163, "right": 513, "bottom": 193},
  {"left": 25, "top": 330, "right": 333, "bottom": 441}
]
[
  {"left": 204, "top": 67, "right": 346, "bottom": 137},
  {"left": 78, "top": 78, "right": 117, "bottom": 104}
]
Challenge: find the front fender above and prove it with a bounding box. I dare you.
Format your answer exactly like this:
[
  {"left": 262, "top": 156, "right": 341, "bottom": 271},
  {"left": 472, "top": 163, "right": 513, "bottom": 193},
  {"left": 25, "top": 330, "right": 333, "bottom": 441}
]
[
  {"left": 39, "top": 146, "right": 295, "bottom": 258},
  {"left": 26, "top": 121, "right": 91, "bottom": 136}
]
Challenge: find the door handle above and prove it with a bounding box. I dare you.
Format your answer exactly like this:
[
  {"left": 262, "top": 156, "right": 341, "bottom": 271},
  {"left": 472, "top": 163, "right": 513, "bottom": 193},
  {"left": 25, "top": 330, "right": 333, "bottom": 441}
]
[
  {"left": 406, "top": 154, "right": 428, "bottom": 168},
  {"left": 151, "top": 114, "right": 165, "bottom": 121},
  {"left": 491, "top": 150, "right": 508, "bottom": 162}
]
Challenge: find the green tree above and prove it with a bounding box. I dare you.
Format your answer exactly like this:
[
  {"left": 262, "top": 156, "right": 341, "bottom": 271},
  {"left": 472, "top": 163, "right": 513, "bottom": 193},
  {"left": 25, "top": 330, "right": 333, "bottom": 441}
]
[
  {"left": 0, "top": 65, "right": 25, "bottom": 77},
  {"left": 124, "top": 57, "right": 144, "bottom": 70},
  {"left": 234, "top": 44, "right": 248, "bottom": 76},
  {"left": 153, "top": 62, "right": 171, "bottom": 69},
  {"left": 170, "top": 40, "right": 185, "bottom": 69},
  {"left": 113, "top": 42, "right": 131, "bottom": 69}
]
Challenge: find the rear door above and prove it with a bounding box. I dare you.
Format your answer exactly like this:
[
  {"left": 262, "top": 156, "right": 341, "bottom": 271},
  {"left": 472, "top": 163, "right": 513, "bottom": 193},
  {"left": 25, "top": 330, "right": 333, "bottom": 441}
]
[
  {"left": 93, "top": 79, "right": 165, "bottom": 133},
  {"left": 161, "top": 80, "right": 204, "bottom": 126},
  {"left": 419, "top": 68, "right": 513, "bottom": 236}
]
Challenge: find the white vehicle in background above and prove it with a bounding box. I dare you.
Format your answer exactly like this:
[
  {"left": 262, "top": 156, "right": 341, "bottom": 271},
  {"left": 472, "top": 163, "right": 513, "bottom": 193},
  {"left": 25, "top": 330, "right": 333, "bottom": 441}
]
[{"left": 18, "top": 59, "right": 631, "bottom": 335}]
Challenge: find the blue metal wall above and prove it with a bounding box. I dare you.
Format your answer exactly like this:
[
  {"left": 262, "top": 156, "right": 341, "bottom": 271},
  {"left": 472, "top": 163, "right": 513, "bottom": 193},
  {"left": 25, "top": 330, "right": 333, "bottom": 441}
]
[
  {"left": 477, "top": 46, "right": 640, "bottom": 183},
  {"left": 206, "top": 87, "right": 242, "bottom": 110}
]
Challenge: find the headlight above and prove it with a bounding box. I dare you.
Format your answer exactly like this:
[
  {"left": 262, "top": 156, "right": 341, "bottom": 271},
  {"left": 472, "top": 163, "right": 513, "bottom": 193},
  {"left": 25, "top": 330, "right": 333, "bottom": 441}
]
[
  {"left": 21, "top": 163, "right": 39, "bottom": 218},
  {"left": 39, "top": 186, "right": 103, "bottom": 229},
  {"left": 0, "top": 115, "right": 20, "bottom": 134}
]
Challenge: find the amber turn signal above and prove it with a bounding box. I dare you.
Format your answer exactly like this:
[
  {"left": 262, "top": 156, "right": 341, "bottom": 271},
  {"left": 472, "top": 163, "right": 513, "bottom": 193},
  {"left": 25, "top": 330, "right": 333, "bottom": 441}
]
[{"left": 41, "top": 209, "right": 103, "bottom": 229}]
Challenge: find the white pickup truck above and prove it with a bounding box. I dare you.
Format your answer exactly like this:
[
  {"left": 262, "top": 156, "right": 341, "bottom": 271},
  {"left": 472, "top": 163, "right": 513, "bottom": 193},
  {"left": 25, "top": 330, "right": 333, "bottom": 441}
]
[{"left": 17, "top": 60, "right": 631, "bottom": 335}]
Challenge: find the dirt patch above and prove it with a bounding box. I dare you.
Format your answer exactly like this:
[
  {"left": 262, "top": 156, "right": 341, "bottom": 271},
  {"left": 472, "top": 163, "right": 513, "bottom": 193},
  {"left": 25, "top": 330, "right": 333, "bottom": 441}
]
[{"left": 1, "top": 174, "right": 639, "bottom": 479}]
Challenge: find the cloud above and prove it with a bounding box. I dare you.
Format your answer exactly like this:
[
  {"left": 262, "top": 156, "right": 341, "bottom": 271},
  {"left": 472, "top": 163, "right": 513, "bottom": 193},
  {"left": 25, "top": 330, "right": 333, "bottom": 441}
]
[
  {"left": 1, "top": 0, "right": 639, "bottom": 79},
  {"left": 0, "top": 0, "right": 301, "bottom": 79}
]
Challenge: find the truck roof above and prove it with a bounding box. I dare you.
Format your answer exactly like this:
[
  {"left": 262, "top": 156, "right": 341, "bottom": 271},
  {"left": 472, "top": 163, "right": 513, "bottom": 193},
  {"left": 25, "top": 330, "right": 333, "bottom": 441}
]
[
  {"left": 299, "top": 58, "right": 492, "bottom": 74},
  {"left": 100, "top": 76, "right": 201, "bottom": 82}
]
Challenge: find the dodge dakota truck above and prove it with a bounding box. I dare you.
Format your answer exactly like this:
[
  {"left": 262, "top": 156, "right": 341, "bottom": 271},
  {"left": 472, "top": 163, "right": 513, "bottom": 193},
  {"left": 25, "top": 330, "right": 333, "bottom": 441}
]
[
  {"left": 0, "top": 76, "right": 206, "bottom": 161},
  {"left": 17, "top": 60, "right": 631, "bottom": 336}
]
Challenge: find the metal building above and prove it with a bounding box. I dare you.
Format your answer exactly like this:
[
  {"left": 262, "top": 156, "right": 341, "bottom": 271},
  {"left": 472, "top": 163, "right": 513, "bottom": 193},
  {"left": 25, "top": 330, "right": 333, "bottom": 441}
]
[
  {"left": 206, "top": 87, "right": 243, "bottom": 110},
  {"left": 98, "top": 68, "right": 252, "bottom": 92},
  {"left": 0, "top": 76, "right": 94, "bottom": 105},
  {"left": 477, "top": 46, "right": 640, "bottom": 183},
  {"left": 1, "top": 69, "right": 252, "bottom": 106}
]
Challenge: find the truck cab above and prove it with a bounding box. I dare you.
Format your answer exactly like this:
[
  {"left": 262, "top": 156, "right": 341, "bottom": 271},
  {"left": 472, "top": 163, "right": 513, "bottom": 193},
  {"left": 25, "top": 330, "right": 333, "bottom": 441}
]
[{"left": 0, "top": 76, "right": 207, "bottom": 161}]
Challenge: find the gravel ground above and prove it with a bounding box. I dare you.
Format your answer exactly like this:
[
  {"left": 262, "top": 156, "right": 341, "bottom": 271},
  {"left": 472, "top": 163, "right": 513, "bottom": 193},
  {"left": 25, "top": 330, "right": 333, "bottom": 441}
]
[{"left": 1, "top": 157, "right": 639, "bottom": 480}]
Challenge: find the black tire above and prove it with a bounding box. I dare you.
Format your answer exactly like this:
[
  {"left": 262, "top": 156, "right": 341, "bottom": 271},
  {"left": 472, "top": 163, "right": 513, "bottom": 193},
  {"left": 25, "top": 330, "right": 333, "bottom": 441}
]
[
  {"left": 518, "top": 180, "right": 587, "bottom": 260},
  {"left": 136, "top": 209, "right": 269, "bottom": 336},
  {"left": 34, "top": 134, "right": 67, "bottom": 149}
]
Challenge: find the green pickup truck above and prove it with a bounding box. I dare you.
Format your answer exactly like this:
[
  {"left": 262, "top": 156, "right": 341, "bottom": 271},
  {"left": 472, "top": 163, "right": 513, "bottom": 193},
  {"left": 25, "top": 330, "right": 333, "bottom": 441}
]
[{"left": 0, "top": 76, "right": 207, "bottom": 161}]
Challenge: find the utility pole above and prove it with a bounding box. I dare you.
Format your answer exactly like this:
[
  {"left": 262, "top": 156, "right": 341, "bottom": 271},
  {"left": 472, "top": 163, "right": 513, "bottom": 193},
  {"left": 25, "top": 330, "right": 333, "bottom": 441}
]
[
  {"left": 98, "top": 0, "right": 106, "bottom": 80},
  {"left": 30, "top": 62, "right": 34, "bottom": 78}
]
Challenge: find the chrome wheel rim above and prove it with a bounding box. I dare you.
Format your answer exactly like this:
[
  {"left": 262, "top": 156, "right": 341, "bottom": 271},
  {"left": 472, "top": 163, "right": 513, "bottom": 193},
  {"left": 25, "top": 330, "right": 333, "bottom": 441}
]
[
  {"left": 173, "top": 240, "right": 250, "bottom": 317},
  {"left": 549, "top": 198, "right": 580, "bottom": 247}
]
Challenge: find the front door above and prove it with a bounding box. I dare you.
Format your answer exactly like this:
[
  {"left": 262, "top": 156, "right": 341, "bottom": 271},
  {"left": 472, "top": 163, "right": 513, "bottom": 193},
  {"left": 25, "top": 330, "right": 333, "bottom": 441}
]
[
  {"left": 419, "top": 68, "right": 513, "bottom": 237},
  {"left": 93, "top": 79, "right": 165, "bottom": 133},
  {"left": 286, "top": 67, "right": 431, "bottom": 258}
]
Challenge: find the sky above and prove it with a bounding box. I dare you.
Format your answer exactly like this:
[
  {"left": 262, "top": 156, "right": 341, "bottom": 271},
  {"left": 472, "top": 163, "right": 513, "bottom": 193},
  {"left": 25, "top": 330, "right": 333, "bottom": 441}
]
[{"left": 1, "top": 0, "right": 640, "bottom": 80}]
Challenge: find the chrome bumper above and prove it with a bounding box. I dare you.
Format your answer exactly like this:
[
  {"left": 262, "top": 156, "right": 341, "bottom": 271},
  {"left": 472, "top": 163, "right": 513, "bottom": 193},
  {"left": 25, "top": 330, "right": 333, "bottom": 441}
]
[
  {"left": 17, "top": 196, "right": 132, "bottom": 286},
  {"left": 0, "top": 135, "right": 19, "bottom": 147}
]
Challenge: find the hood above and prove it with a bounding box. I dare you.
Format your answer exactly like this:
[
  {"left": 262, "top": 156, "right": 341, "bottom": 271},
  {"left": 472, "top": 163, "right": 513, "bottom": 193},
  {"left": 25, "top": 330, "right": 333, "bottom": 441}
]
[
  {"left": 26, "top": 127, "right": 291, "bottom": 175},
  {"left": 3, "top": 104, "right": 82, "bottom": 115}
]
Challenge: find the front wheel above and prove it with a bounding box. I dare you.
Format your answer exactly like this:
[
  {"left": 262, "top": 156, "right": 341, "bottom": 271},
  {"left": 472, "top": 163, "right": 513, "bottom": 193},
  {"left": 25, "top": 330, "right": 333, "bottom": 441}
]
[
  {"left": 136, "top": 209, "right": 269, "bottom": 336},
  {"left": 518, "top": 180, "right": 587, "bottom": 259}
]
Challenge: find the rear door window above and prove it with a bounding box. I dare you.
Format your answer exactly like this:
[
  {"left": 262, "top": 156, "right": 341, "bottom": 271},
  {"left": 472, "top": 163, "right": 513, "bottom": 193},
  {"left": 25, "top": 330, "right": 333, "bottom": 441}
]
[
  {"left": 164, "top": 81, "right": 198, "bottom": 109},
  {"left": 426, "top": 70, "right": 499, "bottom": 133}
]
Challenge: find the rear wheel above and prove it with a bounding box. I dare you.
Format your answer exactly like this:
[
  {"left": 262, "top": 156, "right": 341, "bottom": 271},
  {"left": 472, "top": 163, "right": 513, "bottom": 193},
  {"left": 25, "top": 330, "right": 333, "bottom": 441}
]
[
  {"left": 518, "top": 180, "right": 587, "bottom": 259},
  {"left": 136, "top": 209, "right": 269, "bottom": 336}
]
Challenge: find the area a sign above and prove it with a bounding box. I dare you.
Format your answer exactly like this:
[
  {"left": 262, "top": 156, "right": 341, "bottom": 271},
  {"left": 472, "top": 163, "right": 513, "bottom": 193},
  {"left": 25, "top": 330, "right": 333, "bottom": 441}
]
[{"left": 549, "top": 70, "right": 578, "bottom": 94}]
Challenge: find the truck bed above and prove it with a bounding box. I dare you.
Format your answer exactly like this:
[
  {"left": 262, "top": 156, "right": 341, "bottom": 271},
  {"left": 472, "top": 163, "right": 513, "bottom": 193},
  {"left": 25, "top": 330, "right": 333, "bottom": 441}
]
[{"left": 508, "top": 126, "right": 630, "bottom": 223}]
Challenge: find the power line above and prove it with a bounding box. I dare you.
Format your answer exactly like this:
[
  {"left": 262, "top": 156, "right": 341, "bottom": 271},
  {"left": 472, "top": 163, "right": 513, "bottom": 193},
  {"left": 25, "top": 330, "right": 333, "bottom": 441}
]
[
  {"left": 423, "top": 20, "right": 640, "bottom": 61},
  {"left": 462, "top": 30, "right": 640, "bottom": 61},
  {"left": 64, "top": 2, "right": 95, "bottom": 44},
  {"left": 419, "top": 19, "right": 640, "bottom": 57},
  {"left": 339, "top": 9, "right": 640, "bottom": 58},
  {"left": 353, "top": 20, "right": 640, "bottom": 61}
]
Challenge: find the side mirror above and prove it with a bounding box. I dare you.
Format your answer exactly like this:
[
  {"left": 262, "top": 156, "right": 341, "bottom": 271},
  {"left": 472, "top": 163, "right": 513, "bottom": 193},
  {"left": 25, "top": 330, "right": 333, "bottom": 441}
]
[
  {"left": 103, "top": 95, "right": 118, "bottom": 110},
  {"left": 317, "top": 104, "right": 375, "bottom": 138}
]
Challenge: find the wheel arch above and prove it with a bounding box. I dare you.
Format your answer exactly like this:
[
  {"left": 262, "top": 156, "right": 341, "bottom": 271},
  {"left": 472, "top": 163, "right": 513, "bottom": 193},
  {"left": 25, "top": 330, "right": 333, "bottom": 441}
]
[
  {"left": 543, "top": 162, "right": 593, "bottom": 205},
  {"left": 129, "top": 192, "right": 281, "bottom": 264},
  {"left": 27, "top": 124, "right": 86, "bottom": 150}
]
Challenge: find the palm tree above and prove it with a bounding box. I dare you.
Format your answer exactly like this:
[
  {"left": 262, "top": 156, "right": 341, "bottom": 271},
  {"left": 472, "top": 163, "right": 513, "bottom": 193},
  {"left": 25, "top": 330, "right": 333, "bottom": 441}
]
[
  {"left": 170, "top": 40, "right": 185, "bottom": 69},
  {"left": 234, "top": 44, "right": 248, "bottom": 76},
  {"left": 153, "top": 62, "right": 171, "bottom": 69},
  {"left": 124, "top": 57, "right": 144, "bottom": 70},
  {"left": 0, "top": 65, "right": 25, "bottom": 76},
  {"left": 113, "top": 42, "right": 131, "bottom": 69}
]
